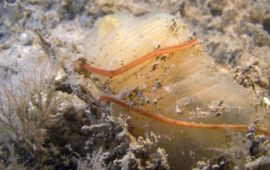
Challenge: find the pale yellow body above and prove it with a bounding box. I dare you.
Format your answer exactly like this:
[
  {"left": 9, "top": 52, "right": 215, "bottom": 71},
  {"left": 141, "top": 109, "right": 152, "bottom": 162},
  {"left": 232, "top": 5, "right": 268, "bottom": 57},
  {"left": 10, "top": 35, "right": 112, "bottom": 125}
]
[{"left": 84, "top": 13, "right": 265, "bottom": 169}]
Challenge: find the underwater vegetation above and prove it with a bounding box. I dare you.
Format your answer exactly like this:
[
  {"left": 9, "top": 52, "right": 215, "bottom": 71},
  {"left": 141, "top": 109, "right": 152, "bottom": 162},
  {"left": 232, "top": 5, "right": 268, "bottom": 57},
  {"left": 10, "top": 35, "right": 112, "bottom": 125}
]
[{"left": 0, "top": 0, "right": 270, "bottom": 169}]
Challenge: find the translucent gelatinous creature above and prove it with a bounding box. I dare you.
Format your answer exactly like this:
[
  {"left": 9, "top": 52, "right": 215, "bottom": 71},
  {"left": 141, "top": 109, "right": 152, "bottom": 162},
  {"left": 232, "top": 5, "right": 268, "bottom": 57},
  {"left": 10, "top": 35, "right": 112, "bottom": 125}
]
[{"left": 74, "top": 13, "right": 269, "bottom": 169}]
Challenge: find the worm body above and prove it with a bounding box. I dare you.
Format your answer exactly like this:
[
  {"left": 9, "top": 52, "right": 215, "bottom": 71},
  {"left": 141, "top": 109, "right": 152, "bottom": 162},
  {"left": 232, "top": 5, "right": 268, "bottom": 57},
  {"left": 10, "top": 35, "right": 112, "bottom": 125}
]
[{"left": 78, "top": 13, "right": 269, "bottom": 169}]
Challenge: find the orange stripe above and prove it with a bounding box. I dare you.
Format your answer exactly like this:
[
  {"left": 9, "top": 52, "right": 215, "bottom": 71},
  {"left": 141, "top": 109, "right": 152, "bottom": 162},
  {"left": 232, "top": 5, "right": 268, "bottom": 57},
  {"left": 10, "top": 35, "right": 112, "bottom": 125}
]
[
  {"left": 99, "top": 96, "right": 270, "bottom": 136},
  {"left": 80, "top": 38, "right": 198, "bottom": 78}
]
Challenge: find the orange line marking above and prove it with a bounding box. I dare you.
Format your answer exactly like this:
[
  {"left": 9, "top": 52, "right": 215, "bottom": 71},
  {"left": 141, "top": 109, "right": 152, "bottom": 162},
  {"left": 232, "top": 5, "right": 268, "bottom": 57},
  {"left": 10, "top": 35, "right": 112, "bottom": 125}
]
[
  {"left": 74, "top": 38, "right": 270, "bottom": 136},
  {"left": 76, "top": 38, "right": 198, "bottom": 78},
  {"left": 99, "top": 96, "right": 270, "bottom": 136}
]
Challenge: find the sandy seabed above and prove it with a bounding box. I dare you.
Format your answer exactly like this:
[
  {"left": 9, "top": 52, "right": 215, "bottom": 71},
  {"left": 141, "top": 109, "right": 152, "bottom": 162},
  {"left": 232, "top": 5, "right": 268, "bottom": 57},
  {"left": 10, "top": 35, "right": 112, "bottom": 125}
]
[{"left": 0, "top": 0, "right": 270, "bottom": 169}]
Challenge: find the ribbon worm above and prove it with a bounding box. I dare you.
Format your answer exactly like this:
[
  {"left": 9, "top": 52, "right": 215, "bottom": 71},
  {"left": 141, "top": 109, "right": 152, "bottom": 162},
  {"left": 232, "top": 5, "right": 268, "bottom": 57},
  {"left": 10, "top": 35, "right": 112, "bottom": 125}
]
[{"left": 75, "top": 39, "right": 270, "bottom": 136}]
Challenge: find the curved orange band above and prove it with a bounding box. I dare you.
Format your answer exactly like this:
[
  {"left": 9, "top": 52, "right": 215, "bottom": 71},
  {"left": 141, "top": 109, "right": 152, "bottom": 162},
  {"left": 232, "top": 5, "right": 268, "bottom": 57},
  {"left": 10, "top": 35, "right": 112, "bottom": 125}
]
[
  {"left": 99, "top": 96, "right": 270, "bottom": 136},
  {"left": 78, "top": 38, "right": 198, "bottom": 78},
  {"left": 75, "top": 38, "right": 270, "bottom": 136}
]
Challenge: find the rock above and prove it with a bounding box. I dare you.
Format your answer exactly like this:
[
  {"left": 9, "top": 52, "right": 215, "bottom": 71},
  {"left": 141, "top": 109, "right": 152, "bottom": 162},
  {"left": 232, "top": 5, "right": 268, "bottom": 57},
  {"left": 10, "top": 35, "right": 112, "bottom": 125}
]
[{"left": 263, "top": 12, "right": 270, "bottom": 35}]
